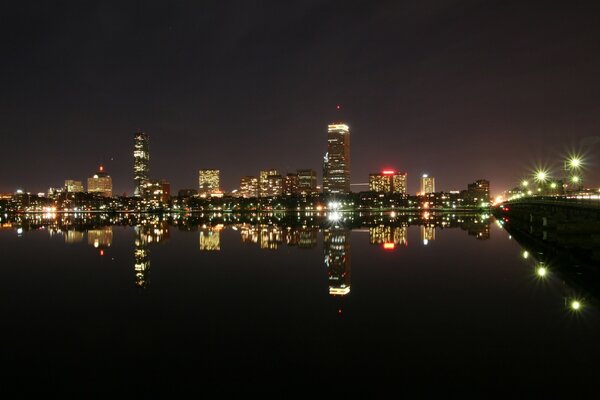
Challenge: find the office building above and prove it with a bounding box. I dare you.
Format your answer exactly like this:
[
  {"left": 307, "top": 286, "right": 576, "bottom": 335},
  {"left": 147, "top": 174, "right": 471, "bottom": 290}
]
[
  {"left": 239, "top": 176, "right": 258, "bottom": 198},
  {"left": 134, "top": 130, "right": 150, "bottom": 197},
  {"left": 420, "top": 174, "right": 435, "bottom": 195},
  {"left": 64, "top": 180, "right": 84, "bottom": 193},
  {"left": 297, "top": 169, "right": 317, "bottom": 195},
  {"left": 283, "top": 173, "right": 299, "bottom": 196},
  {"left": 369, "top": 170, "right": 407, "bottom": 194},
  {"left": 259, "top": 169, "right": 278, "bottom": 197},
  {"left": 323, "top": 123, "right": 350, "bottom": 194},
  {"left": 198, "top": 169, "right": 220, "bottom": 197},
  {"left": 87, "top": 166, "right": 113, "bottom": 197},
  {"left": 466, "top": 179, "right": 490, "bottom": 206},
  {"left": 266, "top": 174, "right": 283, "bottom": 197}
]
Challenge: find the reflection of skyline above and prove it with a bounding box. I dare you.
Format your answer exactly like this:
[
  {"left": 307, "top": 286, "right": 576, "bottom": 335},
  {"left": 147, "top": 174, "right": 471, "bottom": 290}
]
[
  {"left": 133, "top": 218, "right": 170, "bottom": 288},
  {"left": 87, "top": 227, "right": 113, "bottom": 248},
  {"left": 324, "top": 227, "right": 351, "bottom": 296},
  {"left": 420, "top": 225, "right": 435, "bottom": 245},
  {"left": 199, "top": 225, "right": 222, "bottom": 251}
]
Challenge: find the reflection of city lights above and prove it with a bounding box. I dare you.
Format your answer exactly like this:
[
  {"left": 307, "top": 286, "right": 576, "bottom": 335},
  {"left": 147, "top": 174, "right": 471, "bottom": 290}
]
[
  {"left": 423, "top": 239, "right": 429, "bottom": 245},
  {"left": 328, "top": 212, "right": 341, "bottom": 222},
  {"left": 383, "top": 242, "right": 395, "bottom": 250},
  {"left": 390, "top": 211, "right": 396, "bottom": 218},
  {"left": 100, "top": 249, "right": 105, "bottom": 256}
]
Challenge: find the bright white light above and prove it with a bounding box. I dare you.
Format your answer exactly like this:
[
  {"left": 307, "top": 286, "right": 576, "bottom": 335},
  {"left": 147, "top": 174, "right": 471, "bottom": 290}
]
[
  {"left": 522, "top": 251, "right": 529, "bottom": 259},
  {"left": 536, "top": 267, "right": 547, "bottom": 277},
  {"left": 328, "top": 211, "right": 341, "bottom": 222},
  {"left": 571, "top": 300, "right": 582, "bottom": 311},
  {"left": 423, "top": 239, "right": 429, "bottom": 245},
  {"left": 17, "top": 228, "right": 23, "bottom": 235}
]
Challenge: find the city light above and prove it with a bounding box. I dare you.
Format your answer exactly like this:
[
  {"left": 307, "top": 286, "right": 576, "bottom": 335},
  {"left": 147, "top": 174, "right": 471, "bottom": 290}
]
[
  {"left": 536, "top": 266, "right": 548, "bottom": 278},
  {"left": 567, "top": 155, "right": 582, "bottom": 170},
  {"left": 382, "top": 170, "right": 395, "bottom": 175},
  {"left": 571, "top": 176, "right": 580, "bottom": 183},
  {"left": 550, "top": 182, "right": 557, "bottom": 189},
  {"left": 521, "top": 180, "right": 529, "bottom": 187},
  {"left": 522, "top": 250, "right": 529, "bottom": 259},
  {"left": 534, "top": 169, "right": 549, "bottom": 183},
  {"left": 383, "top": 242, "right": 395, "bottom": 250},
  {"left": 570, "top": 300, "right": 582, "bottom": 311}
]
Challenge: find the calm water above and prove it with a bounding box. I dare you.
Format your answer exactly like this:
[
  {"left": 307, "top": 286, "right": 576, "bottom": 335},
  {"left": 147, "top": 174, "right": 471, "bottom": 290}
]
[{"left": 1, "top": 212, "right": 599, "bottom": 393}]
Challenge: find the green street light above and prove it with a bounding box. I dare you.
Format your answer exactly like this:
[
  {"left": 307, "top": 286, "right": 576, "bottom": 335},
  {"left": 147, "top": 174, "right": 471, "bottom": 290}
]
[
  {"left": 571, "top": 176, "right": 580, "bottom": 183},
  {"left": 534, "top": 169, "right": 549, "bottom": 183},
  {"left": 567, "top": 156, "right": 582, "bottom": 170}
]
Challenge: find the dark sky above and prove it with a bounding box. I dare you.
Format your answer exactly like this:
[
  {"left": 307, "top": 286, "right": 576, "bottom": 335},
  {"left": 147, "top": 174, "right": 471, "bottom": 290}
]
[{"left": 2, "top": 0, "right": 600, "bottom": 196}]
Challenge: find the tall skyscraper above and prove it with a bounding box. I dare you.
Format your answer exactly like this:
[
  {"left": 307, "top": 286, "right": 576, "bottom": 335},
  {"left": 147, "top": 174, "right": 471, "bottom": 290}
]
[
  {"left": 87, "top": 165, "right": 113, "bottom": 197},
  {"left": 134, "top": 131, "right": 150, "bottom": 197},
  {"left": 259, "top": 169, "right": 278, "bottom": 197},
  {"left": 239, "top": 176, "right": 258, "bottom": 198},
  {"left": 420, "top": 174, "right": 435, "bottom": 194},
  {"left": 323, "top": 123, "right": 350, "bottom": 194},
  {"left": 198, "top": 169, "right": 220, "bottom": 197},
  {"left": 466, "top": 179, "right": 490, "bottom": 206},
  {"left": 64, "top": 180, "right": 84, "bottom": 193},
  {"left": 297, "top": 169, "right": 317, "bottom": 194},
  {"left": 266, "top": 174, "right": 283, "bottom": 197}
]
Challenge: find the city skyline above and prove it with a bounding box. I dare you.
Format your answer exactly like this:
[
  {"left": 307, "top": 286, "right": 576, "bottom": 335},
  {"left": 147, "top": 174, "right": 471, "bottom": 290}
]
[{"left": 2, "top": 2, "right": 600, "bottom": 196}]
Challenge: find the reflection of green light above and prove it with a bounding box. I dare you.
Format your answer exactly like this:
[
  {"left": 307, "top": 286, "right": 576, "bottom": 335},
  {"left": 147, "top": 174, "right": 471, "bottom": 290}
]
[
  {"left": 522, "top": 251, "right": 529, "bottom": 259},
  {"left": 571, "top": 300, "right": 582, "bottom": 311},
  {"left": 536, "top": 267, "right": 547, "bottom": 277}
]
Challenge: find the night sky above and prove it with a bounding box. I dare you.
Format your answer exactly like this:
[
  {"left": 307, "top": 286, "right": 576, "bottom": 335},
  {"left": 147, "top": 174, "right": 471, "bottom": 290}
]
[{"left": 2, "top": 1, "right": 600, "bottom": 196}]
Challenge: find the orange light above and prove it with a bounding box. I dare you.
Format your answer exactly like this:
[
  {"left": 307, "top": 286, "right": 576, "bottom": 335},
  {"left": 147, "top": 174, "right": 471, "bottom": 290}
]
[
  {"left": 383, "top": 242, "right": 395, "bottom": 250},
  {"left": 99, "top": 165, "right": 104, "bottom": 172},
  {"left": 382, "top": 170, "right": 395, "bottom": 175}
]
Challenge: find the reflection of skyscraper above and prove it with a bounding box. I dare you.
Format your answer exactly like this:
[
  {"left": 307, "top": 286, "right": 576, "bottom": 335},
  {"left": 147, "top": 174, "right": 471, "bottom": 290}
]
[
  {"left": 324, "top": 227, "right": 351, "bottom": 296},
  {"left": 65, "top": 230, "right": 84, "bottom": 243},
  {"left": 134, "top": 226, "right": 150, "bottom": 288},
  {"left": 259, "top": 225, "right": 282, "bottom": 249},
  {"left": 323, "top": 123, "right": 350, "bottom": 194},
  {"left": 420, "top": 225, "right": 435, "bottom": 245},
  {"left": 199, "top": 225, "right": 221, "bottom": 251},
  {"left": 134, "top": 131, "right": 150, "bottom": 197},
  {"left": 87, "top": 227, "right": 113, "bottom": 248}
]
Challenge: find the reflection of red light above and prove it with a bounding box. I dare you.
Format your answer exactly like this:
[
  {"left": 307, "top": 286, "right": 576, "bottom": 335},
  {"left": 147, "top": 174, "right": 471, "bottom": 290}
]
[
  {"left": 338, "top": 309, "right": 342, "bottom": 315},
  {"left": 336, "top": 104, "right": 341, "bottom": 110},
  {"left": 382, "top": 170, "right": 395, "bottom": 175},
  {"left": 100, "top": 249, "right": 104, "bottom": 256},
  {"left": 383, "top": 243, "right": 395, "bottom": 250}
]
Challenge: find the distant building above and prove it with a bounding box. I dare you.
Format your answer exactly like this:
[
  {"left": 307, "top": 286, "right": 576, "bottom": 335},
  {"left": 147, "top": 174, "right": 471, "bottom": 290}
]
[
  {"left": 283, "top": 173, "right": 299, "bottom": 196},
  {"left": 178, "top": 189, "right": 197, "bottom": 198},
  {"left": 259, "top": 169, "right": 278, "bottom": 197},
  {"left": 64, "top": 180, "right": 84, "bottom": 193},
  {"left": 240, "top": 176, "right": 258, "bottom": 198},
  {"left": 134, "top": 131, "right": 150, "bottom": 197},
  {"left": 87, "top": 166, "right": 113, "bottom": 197},
  {"left": 198, "top": 169, "right": 220, "bottom": 197},
  {"left": 144, "top": 179, "right": 170, "bottom": 204},
  {"left": 420, "top": 174, "right": 435, "bottom": 195},
  {"left": 466, "top": 179, "right": 490, "bottom": 206},
  {"left": 369, "top": 170, "right": 407, "bottom": 194},
  {"left": 323, "top": 122, "right": 350, "bottom": 194},
  {"left": 266, "top": 174, "right": 283, "bottom": 197},
  {"left": 297, "top": 169, "right": 317, "bottom": 195}
]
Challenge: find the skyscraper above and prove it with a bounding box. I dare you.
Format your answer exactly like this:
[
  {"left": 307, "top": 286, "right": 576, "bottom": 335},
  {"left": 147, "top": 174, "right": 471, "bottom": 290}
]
[
  {"left": 466, "top": 179, "right": 490, "bottom": 206},
  {"left": 266, "top": 174, "right": 283, "bottom": 197},
  {"left": 420, "top": 174, "right": 435, "bottom": 194},
  {"left": 87, "top": 165, "right": 113, "bottom": 197},
  {"left": 283, "top": 173, "right": 299, "bottom": 196},
  {"left": 198, "top": 169, "right": 220, "bottom": 197},
  {"left": 64, "top": 180, "right": 84, "bottom": 193},
  {"left": 323, "top": 123, "right": 350, "bottom": 194},
  {"left": 369, "top": 170, "right": 407, "bottom": 194},
  {"left": 134, "top": 131, "right": 150, "bottom": 197},
  {"left": 259, "top": 169, "right": 278, "bottom": 197}
]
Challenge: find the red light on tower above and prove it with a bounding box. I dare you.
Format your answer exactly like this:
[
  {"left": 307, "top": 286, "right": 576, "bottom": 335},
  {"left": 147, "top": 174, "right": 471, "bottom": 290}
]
[
  {"left": 382, "top": 170, "right": 395, "bottom": 175},
  {"left": 99, "top": 165, "right": 104, "bottom": 172},
  {"left": 100, "top": 249, "right": 105, "bottom": 256},
  {"left": 336, "top": 104, "right": 341, "bottom": 110}
]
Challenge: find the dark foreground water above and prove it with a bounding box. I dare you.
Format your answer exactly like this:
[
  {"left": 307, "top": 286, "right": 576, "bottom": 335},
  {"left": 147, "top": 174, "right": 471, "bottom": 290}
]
[{"left": 1, "top": 212, "right": 599, "bottom": 393}]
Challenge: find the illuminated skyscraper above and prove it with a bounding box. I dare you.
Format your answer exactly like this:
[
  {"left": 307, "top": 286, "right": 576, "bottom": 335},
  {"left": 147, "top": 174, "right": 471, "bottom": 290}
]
[
  {"left": 134, "top": 131, "right": 150, "bottom": 197},
  {"left": 420, "top": 174, "right": 435, "bottom": 194},
  {"left": 323, "top": 123, "right": 350, "bottom": 194},
  {"left": 283, "top": 173, "right": 299, "bottom": 196},
  {"left": 466, "top": 179, "right": 490, "bottom": 206},
  {"left": 266, "top": 174, "right": 283, "bottom": 197},
  {"left": 392, "top": 173, "right": 407, "bottom": 194},
  {"left": 87, "top": 166, "right": 113, "bottom": 197},
  {"left": 239, "top": 176, "right": 258, "bottom": 198},
  {"left": 198, "top": 169, "right": 220, "bottom": 197},
  {"left": 259, "top": 169, "right": 278, "bottom": 197},
  {"left": 369, "top": 170, "right": 407, "bottom": 194},
  {"left": 297, "top": 169, "right": 317, "bottom": 195},
  {"left": 64, "top": 180, "right": 84, "bottom": 193}
]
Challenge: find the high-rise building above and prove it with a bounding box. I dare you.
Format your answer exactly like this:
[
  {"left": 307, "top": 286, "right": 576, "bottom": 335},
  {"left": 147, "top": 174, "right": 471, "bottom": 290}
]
[
  {"left": 297, "top": 169, "right": 317, "bottom": 195},
  {"left": 239, "top": 176, "right": 258, "bottom": 198},
  {"left": 64, "top": 180, "right": 84, "bottom": 193},
  {"left": 466, "top": 179, "right": 490, "bottom": 206},
  {"left": 87, "top": 166, "right": 113, "bottom": 197},
  {"left": 267, "top": 174, "right": 283, "bottom": 197},
  {"left": 323, "top": 123, "right": 350, "bottom": 194},
  {"left": 143, "top": 179, "right": 170, "bottom": 205},
  {"left": 259, "top": 169, "right": 278, "bottom": 197},
  {"left": 283, "top": 173, "right": 299, "bottom": 196},
  {"left": 369, "top": 170, "right": 407, "bottom": 194},
  {"left": 420, "top": 174, "right": 435, "bottom": 195},
  {"left": 134, "top": 131, "right": 150, "bottom": 197},
  {"left": 198, "top": 169, "right": 220, "bottom": 197}
]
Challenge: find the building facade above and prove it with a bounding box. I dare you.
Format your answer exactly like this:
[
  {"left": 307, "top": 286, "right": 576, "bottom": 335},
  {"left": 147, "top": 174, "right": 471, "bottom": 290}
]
[
  {"left": 283, "top": 173, "right": 299, "bottom": 196},
  {"left": 266, "top": 174, "right": 283, "bottom": 197},
  {"left": 259, "top": 169, "right": 278, "bottom": 197},
  {"left": 323, "top": 123, "right": 350, "bottom": 194},
  {"left": 87, "top": 166, "right": 113, "bottom": 197},
  {"left": 420, "top": 174, "right": 435, "bottom": 195},
  {"left": 134, "top": 131, "right": 150, "bottom": 197},
  {"left": 369, "top": 170, "right": 407, "bottom": 194},
  {"left": 466, "top": 179, "right": 490, "bottom": 206},
  {"left": 239, "top": 176, "right": 258, "bottom": 198},
  {"left": 198, "top": 169, "right": 220, "bottom": 197},
  {"left": 297, "top": 169, "right": 317, "bottom": 195},
  {"left": 64, "top": 180, "right": 84, "bottom": 193}
]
